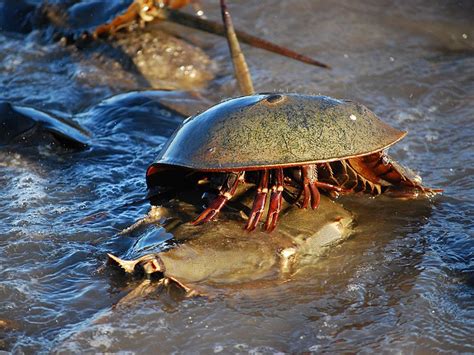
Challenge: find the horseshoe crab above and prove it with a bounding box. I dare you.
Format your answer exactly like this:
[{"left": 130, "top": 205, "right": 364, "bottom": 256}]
[
  {"left": 146, "top": 94, "right": 440, "bottom": 232},
  {"left": 91, "top": 0, "right": 329, "bottom": 69},
  {"left": 145, "top": 0, "right": 441, "bottom": 233},
  {"left": 0, "top": 101, "right": 90, "bottom": 149},
  {"left": 108, "top": 194, "right": 353, "bottom": 298}
]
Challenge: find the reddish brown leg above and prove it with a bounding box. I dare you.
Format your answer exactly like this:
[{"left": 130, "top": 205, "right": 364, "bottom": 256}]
[
  {"left": 192, "top": 172, "right": 243, "bottom": 225},
  {"left": 309, "top": 183, "right": 320, "bottom": 209},
  {"left": 301, "top": 165, "right": 321, "bottom": 209},
  {"left": 245, "top": 170, "right": 270, "bottom": 231},
  {"left": 314, "top": 181, "right": 347, "bottom": 193},
  {"left": 265, "top": 168, "right": 284, "bottom": 232}
]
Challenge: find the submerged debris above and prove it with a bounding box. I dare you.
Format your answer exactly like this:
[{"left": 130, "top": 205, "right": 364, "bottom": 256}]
[{"left": 0, "top": 101, "right": 90, "bottom": 149}]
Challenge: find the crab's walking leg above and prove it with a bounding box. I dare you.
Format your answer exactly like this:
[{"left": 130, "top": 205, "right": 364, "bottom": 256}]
[
  {"left": 265, "top": 168, "right": 284, "bottom": 232},
  {"left": 245, "top": 170, "right": 270, "bottom": 231},
  {"left": 192, "top": 172, "right": 243, "bottom": 225},
  {"left": 301, "top": 165, "right": 321, "bottom": 209},
  {"left": 314, "top": 181, "right": 347, "bottom": 193}
]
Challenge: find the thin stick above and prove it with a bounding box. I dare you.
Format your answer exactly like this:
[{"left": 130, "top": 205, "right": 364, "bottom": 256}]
[
  {"left": 220, "top": 0, "right": 254, "bottom": 95},
  {"left": 164, "top": 8, "right": 330, "bottom": 69}
]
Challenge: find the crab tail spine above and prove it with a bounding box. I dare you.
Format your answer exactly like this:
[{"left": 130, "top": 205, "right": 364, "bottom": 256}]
[
  {"left": 107, "top": 253, "right": 139, "bottom": 274},
  {"left": 220, "top": 0, "right": 255, "bottom": 95}
]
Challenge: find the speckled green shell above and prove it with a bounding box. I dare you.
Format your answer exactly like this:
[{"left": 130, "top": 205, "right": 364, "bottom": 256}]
[{"left": 150, "top": 94, "right": 406, "bottom": 172}]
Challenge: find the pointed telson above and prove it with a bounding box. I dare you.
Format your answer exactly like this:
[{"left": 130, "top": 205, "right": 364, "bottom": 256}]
[{"left": 220, "top": 0, "right": 254, "bottom": 95}]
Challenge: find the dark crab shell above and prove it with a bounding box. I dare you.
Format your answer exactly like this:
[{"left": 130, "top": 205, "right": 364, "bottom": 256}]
[{"left": 147, "top": 94, "right": 406, "bottom": 183}]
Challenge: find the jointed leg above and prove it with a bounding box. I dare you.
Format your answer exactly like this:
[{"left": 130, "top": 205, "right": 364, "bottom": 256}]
[
  {"left": 245, "top": 170, "right": 270, "bottom": 231},
  {"left": 301, "top": 165, "right": 321, "bottom": 209},
  {"left": 192, "top": 172, "right": 243, "bottom": 225},
  {"left": 313, "top": 181, "right": 347, "bottom": 193},
  {"left": 265, "top": 168, "right": 284, "bottom": 232}
]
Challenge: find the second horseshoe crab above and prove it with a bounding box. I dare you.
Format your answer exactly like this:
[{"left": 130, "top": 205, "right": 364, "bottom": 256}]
[
  {"left": 108, "top": 194, "right": 354, "bottom": 299},
  {"left": 0, "top": 101, "right": 90, "bottom": 149}
]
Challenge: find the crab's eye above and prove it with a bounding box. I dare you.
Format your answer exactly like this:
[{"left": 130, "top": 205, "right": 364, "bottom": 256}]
[{"left": 264, "top": 94, "right": 285, "bottom": 105}]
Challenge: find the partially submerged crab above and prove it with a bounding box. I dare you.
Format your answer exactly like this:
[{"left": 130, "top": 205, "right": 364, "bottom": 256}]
[
  {"left": 93, "top": 0, "right": 204, "bottom": 38},
  {"left": 91, "top": 0, "right": 329, "bottom": 69},
  {"left": 108, "top": 194, "right": 353, "bottom": 298},
  {"left": 0, "top": 101, "right": 90, "bottom": 149}
]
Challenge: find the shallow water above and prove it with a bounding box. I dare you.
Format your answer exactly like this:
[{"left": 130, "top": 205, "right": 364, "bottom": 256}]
[{"left": 0, "top": 0, "right": 473, "bottom": 352}]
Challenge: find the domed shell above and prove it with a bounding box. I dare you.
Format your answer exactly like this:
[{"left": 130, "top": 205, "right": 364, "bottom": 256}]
[{"left": 149, "top": 94, "right": 406, "bottom": 172}]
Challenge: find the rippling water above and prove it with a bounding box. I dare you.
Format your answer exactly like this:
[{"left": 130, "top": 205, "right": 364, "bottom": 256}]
[{"left": 0, "top": 0, "right": 473, "bottom": 352}]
